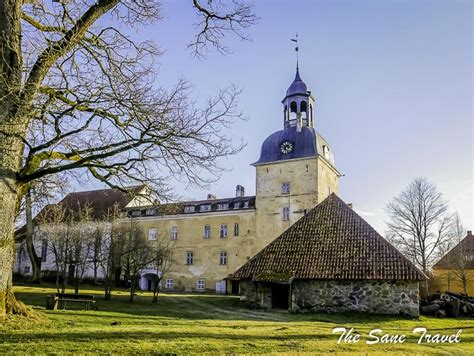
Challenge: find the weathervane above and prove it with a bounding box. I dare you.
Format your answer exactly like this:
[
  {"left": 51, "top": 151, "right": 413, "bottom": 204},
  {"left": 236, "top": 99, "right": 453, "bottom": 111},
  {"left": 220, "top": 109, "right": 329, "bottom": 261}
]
[{"left": 291, "top": 33, "right": 299, "bottom": 69}]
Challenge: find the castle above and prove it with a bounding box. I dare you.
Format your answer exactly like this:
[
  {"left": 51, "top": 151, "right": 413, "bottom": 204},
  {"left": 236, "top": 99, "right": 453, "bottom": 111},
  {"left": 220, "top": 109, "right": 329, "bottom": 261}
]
[{"left": 15, "top": 66, "right": 341, "bottom": 293}]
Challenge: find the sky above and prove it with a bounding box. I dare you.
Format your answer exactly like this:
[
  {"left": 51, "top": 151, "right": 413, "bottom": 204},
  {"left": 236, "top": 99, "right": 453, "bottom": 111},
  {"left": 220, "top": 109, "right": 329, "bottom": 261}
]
[{"left": 84, "top": 0, "right": 473, "bottom": 234}]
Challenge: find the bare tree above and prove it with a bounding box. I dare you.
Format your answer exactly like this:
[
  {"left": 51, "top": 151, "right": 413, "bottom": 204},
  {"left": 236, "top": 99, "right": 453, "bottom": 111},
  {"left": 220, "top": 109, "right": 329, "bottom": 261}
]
[
  {"left": 20, "top": 175, "right": 69, "bottom": 283},
  {"left": 386, "top": 177, "right": 452, "bottom": 296},
  {"left": 150, "top": 235, "right": 174, "bottom": 303},
  {"left": 90, "top": 219, "right": 107, "bottom": 285},
  {"left": 36, "top": 203, "right": 69, "bottom": 293},
  {"left": 69, "top": 203, "right": 94, "bottom": 294},
  {"left": 119, "top": 218, "right": 158, "bottom": 302},
  {"left": 0, "top": 0, "right": 257, "bottom": 317},
  {"left": 102, "top": 205, "right": 127, "bottom": 301}
]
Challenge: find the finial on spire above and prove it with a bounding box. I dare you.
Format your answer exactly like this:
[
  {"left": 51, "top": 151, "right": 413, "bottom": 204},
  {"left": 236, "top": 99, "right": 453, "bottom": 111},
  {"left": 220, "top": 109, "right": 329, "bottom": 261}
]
[{"left": 290, "top": 33, "right": 299, "bottom": 70}]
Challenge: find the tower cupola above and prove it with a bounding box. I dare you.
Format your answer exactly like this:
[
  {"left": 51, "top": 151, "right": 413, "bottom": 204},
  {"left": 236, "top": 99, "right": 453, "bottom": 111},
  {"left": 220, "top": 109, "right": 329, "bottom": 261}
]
[{"left": 282, "top": 66, "right": 314, "bottom": 131}]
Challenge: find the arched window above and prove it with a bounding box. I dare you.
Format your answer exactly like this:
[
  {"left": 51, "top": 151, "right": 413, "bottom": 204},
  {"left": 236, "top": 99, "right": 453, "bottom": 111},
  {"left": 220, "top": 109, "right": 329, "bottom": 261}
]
[
  {"left": 289, "top": 101, "right": 297, "bottom": 122},
  {"left": 300, "top": 101, "right": 308, "bottom": 125},
  {"left": 309, "top": 104, "right": 313, "bottom": 126},
  {"left": 300, "top": 100, "right": 307, "bottom": 112}
]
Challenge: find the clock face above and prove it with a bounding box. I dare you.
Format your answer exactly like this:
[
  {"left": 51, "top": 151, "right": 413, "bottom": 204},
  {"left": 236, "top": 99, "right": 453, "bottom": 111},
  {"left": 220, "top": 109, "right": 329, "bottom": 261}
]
[{"left": 280, "top": 140, "right": 294, "bottom": 154}]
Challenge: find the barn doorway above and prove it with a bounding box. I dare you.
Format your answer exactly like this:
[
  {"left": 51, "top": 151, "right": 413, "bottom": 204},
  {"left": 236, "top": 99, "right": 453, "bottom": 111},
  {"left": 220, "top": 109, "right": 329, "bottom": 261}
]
[
  {"left": 271, "top": 284, "right": 289, "bottom": 309},
  {"left": 231, "top": 281, "right": 239, "bottom": 295}
]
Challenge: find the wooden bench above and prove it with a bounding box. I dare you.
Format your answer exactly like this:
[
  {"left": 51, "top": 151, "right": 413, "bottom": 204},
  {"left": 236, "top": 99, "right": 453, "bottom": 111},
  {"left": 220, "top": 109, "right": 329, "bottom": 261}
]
[{"left": 48, "top": 293, "right": 97, "bottom": 311}]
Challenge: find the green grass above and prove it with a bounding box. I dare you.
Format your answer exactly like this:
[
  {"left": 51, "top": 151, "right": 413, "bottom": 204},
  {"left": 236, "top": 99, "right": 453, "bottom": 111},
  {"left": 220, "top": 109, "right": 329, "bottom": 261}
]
[{"left": 1, "top": 283, "right": 474, "bottom": 354}]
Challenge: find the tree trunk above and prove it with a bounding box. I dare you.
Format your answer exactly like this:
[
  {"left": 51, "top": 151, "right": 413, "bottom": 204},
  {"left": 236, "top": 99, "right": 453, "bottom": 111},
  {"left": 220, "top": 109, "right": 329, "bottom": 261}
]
[
  {"left": 0, "top": 0, "right": 31, "bottom": 319},
  {"left": 0, "top": 142, "right": 27, "bottom": 318},
  {"left": 129, "top": 276, "right": 136, "bottom": 302},
  {"left": 25, "top": 188, "right": 42, "bottom": 283}
]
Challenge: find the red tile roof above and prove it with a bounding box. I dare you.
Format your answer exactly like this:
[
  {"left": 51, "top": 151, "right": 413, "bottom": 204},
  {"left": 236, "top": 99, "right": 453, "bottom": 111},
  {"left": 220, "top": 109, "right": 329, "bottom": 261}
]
[{"left": 230, "top": 193, "right": 426, "bottom": 282}]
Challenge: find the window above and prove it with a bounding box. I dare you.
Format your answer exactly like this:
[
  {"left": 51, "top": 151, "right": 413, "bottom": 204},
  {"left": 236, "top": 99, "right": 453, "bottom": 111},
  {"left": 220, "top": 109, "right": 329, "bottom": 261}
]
[
  {"left": 186, "top": 251, "right": 194, "bottom": 265},
  {"left": 217, "top": 203, "right": 229, "bottom": 210},
  {"left": 148, "top": 228, "right": 157, "bottom": 241},
  {"left": 234, "top": 202, "right": 241, "bottom": 209},
  {"left": 146, "top": 209, "right": 157, "bottom": 216},
  {"left": 282, "top": 206, "right": 290, "bottom": 221},
  {"left": 204, "top": 225, "right": 211, "bottom": 239},
  {"left": 200, "top": 204, "right": 211, "bottom": 212},
  {"left": 243, "top": 201, "right": 249, "bottom": 208},
  {"left": 165, "top": 279, "right": 173, "bottom": 289},
  {"left": 184, "top": 205, "right": 195, "bottom": 213},
  {"left": 41, "top": 239, "right": 48, "bottom": 262},
  {"left": 220, "top": 224, "right": 228, "bottom": 238},
  {"left": 197, "top": 279, "right": 205, "bottom": 290},
  {"left": 170, "top": 226, "right": 178, "bottom": 240},
  {"left": 24, "top": 266, "right": 30, "bottom": 274},
  {"left": 323, "top": 145, "right": 330, "bottom": 159},
  {"left": 282, "top": 182, "right": 290, "bottom": 194},
  {"left": 234, "top": 223, "right": 239, "bottom": 236},
  {"left": 130, "top": 210, "right": 141, "bottom": 217},
  {"left": 220, "top": 251, "right": 227, "bottom": 265}
]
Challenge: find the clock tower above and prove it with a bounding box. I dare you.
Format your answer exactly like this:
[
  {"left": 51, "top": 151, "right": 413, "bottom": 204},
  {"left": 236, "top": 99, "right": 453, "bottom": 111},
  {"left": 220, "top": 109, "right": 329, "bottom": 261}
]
[{"left": 253, "top": 66, "right": 341, "bottom": 248}]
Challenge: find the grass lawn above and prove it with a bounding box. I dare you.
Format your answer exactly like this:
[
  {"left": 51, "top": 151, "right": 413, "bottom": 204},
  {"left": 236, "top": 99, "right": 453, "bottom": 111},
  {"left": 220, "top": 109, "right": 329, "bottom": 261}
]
[{"left": 1, "top": 283, "right": 474, "bottom": 354}]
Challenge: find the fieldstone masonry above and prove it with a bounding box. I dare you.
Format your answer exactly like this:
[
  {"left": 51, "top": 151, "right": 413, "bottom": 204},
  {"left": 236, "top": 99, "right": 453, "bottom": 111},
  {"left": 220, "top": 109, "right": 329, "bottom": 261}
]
[
  {"left": 239, "top": 280, "right": 272, "bottom": 309},
  {"left": 292, "top": 280, "right": 419, "bottom": 316},
  {"left": 239, "top": 279, "right": 420, "bottom": 317}
]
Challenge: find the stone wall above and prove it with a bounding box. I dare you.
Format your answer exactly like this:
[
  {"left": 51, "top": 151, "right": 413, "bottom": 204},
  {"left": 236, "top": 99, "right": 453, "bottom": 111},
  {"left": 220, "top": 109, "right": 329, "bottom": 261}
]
[
  {"left": 239, "top": 280, "right": 272, "bottom": 309},
  {"left": 292, "top": 280, "right": 420, "bottom": 317}
]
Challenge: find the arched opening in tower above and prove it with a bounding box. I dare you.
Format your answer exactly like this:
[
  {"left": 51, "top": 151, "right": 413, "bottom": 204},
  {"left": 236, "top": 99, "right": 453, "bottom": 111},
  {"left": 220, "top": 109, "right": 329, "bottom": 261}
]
[
  {"left": 289, "top": 101, "right": 298, "bottom": 125},
  {"left": 300, "top": 101, "right": 308, "bottom": 126}
]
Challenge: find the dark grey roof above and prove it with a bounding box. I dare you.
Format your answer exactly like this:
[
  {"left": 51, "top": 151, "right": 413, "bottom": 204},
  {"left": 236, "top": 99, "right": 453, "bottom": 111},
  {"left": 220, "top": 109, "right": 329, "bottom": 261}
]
[
  {"left": 125, "top": 196, "right": 256, "bottom": 217},
  {"left": 285, "top": 68, "right": 308, "bottom": 97},
  {"left": 253, "top": 126, "right": 336, "bottom": 166}
]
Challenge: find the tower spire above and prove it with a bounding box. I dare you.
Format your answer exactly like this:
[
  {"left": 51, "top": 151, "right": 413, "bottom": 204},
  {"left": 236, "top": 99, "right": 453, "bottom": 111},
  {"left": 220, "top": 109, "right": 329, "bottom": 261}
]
[{"left": 291, "top": 33, "right": 299, "bottom": 71}]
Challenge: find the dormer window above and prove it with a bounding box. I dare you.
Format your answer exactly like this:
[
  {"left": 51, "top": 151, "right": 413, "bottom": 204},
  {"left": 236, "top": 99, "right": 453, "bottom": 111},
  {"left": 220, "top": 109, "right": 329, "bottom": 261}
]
[
  {"left": 234, "top": 202, "right": 241, "bottom": 209},
  {"left": 243, "top": 201, "right": 249, "bottom": 208},
  {"left": 217, "top": 203, "right": 229, "bottom": 210},
  {"left": 200, "top": 204, "right": 211, "bottom": 212},
  {"left": 184, "top": 206, "right": 195, "bottom": 213},
  {"left": 146, "top": 209, "right": 157, "bottom": 216}
]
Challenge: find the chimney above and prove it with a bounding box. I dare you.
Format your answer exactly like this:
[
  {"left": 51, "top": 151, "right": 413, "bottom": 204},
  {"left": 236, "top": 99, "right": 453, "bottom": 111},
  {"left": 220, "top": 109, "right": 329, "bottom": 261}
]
[
  {"left": 347, "top": 203, "right": 353, "bottom": 209},
  {"left": 235, "top": 185, "right": 245, "bottom": 198},
  {"left": 468, "top": 230, "right": 472, "bottom": 237},
  {"left": 207, "top": 193, "right": 216, "bottom": 200}
]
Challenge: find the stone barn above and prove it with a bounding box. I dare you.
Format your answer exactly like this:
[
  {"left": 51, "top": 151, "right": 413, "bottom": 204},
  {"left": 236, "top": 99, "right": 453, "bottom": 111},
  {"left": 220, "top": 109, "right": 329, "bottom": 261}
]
[{"left": 229, "top": 194, "right": 426, "bottom": 317}]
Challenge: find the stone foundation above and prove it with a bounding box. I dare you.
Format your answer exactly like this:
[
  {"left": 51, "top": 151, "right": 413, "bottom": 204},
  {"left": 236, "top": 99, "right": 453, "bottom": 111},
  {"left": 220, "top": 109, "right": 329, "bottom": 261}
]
[
  {"left": 239, "top": 280, "right": 272, "bottom": 309},
  {"left": 239, "top": 279, "right": 420, "bottom": 317},
  {"left": 292, "top": 280, "right": 420, "bottom": 317}
]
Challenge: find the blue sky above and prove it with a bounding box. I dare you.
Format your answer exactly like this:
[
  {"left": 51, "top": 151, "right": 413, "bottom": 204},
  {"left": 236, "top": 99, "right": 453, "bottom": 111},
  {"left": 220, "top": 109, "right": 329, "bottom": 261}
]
[{"left": 86, "top": 0, "right": 472, "bottom": 233}]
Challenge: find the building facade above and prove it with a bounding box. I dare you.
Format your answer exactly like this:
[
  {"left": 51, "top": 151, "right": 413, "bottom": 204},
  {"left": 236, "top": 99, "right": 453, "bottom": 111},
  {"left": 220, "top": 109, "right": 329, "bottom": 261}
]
[{"left": 15, "top": 66, "right": 341, "bottom": 293}]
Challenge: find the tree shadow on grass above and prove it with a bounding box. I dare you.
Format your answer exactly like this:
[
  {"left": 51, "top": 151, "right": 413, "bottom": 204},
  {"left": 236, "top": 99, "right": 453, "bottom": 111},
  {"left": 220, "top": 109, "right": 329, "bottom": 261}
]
[{"left": 14, "top": 288, "right": 474, "bottom": 326}]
